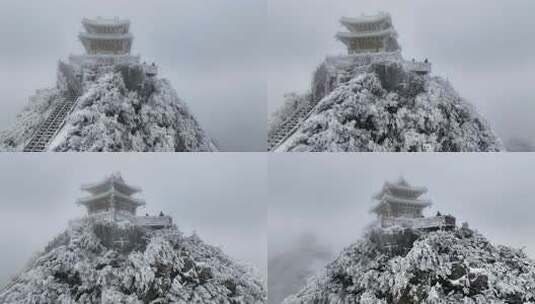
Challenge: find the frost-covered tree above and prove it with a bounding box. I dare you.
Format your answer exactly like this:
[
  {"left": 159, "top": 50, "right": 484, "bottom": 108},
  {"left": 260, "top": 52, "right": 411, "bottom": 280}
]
[
  {"left": 0, "top": 63, "right": 217, "bottom": 152},
  {"left": 272, "top": 61, "right": 503, "bottom": 152},
  {"left": 283, "top": 226, "right": 535, "bottom": 303},
  {"left": 0, "top": 219, "right": 265, "bottom": 304},
  {"left": 0, "top": 88, "right": 60, "bottom": 151}
]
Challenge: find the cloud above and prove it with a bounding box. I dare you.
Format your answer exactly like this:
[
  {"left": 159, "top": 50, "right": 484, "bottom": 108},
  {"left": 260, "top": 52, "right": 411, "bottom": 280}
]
[{"left": 268, "top": 233, "right": 332, "bottom": 304}]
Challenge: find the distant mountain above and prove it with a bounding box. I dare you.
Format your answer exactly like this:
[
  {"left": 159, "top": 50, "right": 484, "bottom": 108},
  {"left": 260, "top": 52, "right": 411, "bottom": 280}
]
[
  {"left": 283, "top": 225, "right": 535, "bottom": 303},
  {"left": 504, "top": 137, "right": 535, "bottom": 152},
  {"left": 268, "top": 234, "right": 332, "bottom": 304},
  {"left": 0, "top": 218, "right": 265, "bottom": 303}
]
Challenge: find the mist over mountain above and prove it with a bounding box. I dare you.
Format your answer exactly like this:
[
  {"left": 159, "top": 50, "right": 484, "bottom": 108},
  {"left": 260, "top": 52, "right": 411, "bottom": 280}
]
[{"left": 268, "top": 234, "right": 333, "bottom": 304}]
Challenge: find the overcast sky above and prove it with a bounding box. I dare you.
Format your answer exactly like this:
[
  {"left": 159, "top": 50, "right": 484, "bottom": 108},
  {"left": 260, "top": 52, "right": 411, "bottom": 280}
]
[
  {"left": 0, "top": 153, "right": 267, "bottom": 287},
  {"left": 268, "top": 0, "right": 535, "bottom": 145},
  {"left": 0, "top": 0, "right": 267, "bottom": 151},
  {"left": 269, "top": 153, "right": 535, "bottom": 302}
]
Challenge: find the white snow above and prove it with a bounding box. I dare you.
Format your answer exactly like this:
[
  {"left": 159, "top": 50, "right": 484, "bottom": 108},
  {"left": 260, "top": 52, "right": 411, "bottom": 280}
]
[
  {"left": 0, "top": 218, "right": 265, "bottom": 303},
  {"left": 0, "top": 61, "right": 217, "bottom": 152},
  {"left": 282, "top": 227, "right": 535, "bottom": 303},
  {"left": 274, "top": 62, "right": 503, "bottom": 152},
  {"left": 0, "top": 88, "right": 60, "bottom": 151}
]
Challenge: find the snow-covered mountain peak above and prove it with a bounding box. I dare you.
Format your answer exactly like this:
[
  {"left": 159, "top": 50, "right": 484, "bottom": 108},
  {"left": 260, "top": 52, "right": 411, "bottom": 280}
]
[
  {"left": 283, "top": 225, "right": 535, "bottom": 303},
  {"left": 0, "top": 217, "right": 266, "bottom": 303}
]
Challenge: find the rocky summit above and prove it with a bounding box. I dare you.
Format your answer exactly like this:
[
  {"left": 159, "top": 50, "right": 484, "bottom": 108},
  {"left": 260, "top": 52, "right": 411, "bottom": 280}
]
[
  {"left": 283, "top": 225, "right": 535, "bottom": 304},
  {"left": 0, "top": 219, "right": 265, "bottom": 304}
]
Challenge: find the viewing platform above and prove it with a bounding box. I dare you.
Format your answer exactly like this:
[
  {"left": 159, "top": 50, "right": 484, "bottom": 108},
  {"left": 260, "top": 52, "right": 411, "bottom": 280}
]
[
  {"left": 142, "top": 63, "right": 158, "bottom": 77},
  {"left": 68, "top": 54, "right": 140, "bottom": 67},
  {"left": 381, "top": 215, "right": 456, "bottom": 230},
  {"left": 135, "top": 215, "right": 173, "bottom": 230},
  {"left": 405, "top": 60, "right": 432, "bottom": 75}
]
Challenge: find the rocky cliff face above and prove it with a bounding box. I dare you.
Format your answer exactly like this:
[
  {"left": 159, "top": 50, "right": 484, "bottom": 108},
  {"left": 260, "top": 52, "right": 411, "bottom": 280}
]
[
  {"left": 283, "top": 226, "right": 535, "bottom": 304},
  {"left": 0, "top": 219, "right": 265, "bottom": 304},
  {"left": 273, "top": 57, "right": 503, "bottom": 152}
]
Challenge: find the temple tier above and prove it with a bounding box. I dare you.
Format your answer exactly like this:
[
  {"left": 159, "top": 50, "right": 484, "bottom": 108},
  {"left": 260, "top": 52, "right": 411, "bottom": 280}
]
[
  {"left": 336, "top": 12, "right": 400, "bottom": 54},
  {"left": 77, "top": 173, "right": 172, "bottom": 229}
]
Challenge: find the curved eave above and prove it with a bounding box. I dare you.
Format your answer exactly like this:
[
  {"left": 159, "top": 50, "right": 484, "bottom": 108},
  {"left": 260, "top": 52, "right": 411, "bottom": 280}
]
[
  {"left": 81, "top": 181, "right": 142, "bottom": 196},
  {"left": 82, "top": 18, "right": 130, "bottom": 27},
  {"left": 336, "top": 28, "right": 397, "bottom": 40},
  {"left": 340, "top": 14, "right": 390, "bottom": 26},
  {"left": 382, "top": 195, "right": 432, "bottom": 207},
  {"left": 379, "top": 182, "right": 427, "bottom": 198},
  {"left": 77, "top": 190, "right": 145, "bottom": 207},
  {"left": 384, "top": 182, "right": 427, "bottom": 194},
  {"left": 79, "top": 32, "right": 133, "bottom": 41},
  {"left": 371, "top": 196, "right": 432, "bottom": 213}
]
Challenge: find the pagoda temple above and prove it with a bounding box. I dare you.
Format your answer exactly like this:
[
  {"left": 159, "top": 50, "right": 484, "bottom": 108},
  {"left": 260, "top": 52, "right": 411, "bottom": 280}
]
[
  {"left": 371, "top": 177, "right": 455, "bottom": 230},
  {"left": 336, "top": 12, "right": 400, "bottom": 54},
  {"left": 79, "top": 17, "right": 133, "bottom": 55},
  {"left": 77, "top": 173, "right": 145, "bottom": 221},
  {"left": 77, "top": 173, "right": 172, "bottom": 229},
  {"left": 68, "top": 17, "right": 158, "bottom": 73}
]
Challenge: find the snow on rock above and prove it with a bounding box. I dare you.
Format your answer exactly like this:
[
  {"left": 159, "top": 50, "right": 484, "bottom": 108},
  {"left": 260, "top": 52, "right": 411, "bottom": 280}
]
[
  {"left": 268, "top": 93, "right": 312, "bottom": 138},
  {"left": 0, "top": 63, "right": 217, "bottom": 152},
  {"left": 53, "top": 72, "right": 216, "bottom": 152},
  {"left": 274, "top": 61, "right": 503, "bottom": 152},
  {"left": 283, "top": 226, "right": 535, "bottom": 303},
  {"left": 0, "top": 88, "right": 60, "bottom": 151},
  {"left": 0, "top": 219, "right": 265, "bottom": 304}
]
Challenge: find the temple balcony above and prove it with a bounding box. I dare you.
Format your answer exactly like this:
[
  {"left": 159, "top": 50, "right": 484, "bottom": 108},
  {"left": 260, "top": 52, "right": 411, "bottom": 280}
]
[
  {"left": 381, "top": 215, "right": 456, "bottom": 230},
  {"left": 142, "top": 63, "right": 158, "bottom": 76},
  {"left": 68, "top": 54, "right": 140, "bottom": 67},
  {"left": 135, "top": 215, "right": 173, "bottom": 229},
  {"left": 405, "top": 60, "right": 432, "bottom": 75}
]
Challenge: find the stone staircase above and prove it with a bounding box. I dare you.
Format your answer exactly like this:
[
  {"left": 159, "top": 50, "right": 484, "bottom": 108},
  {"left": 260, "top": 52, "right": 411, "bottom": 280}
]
[
  {"left": 23, "top": 93, "right": 79, "bottom": 152},
  {"left": 268, "top": 101, "right": 317, "bottom": 151}
]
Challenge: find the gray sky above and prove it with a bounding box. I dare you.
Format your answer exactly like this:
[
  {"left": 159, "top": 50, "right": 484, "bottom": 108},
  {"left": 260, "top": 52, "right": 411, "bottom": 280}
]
[
  {"left": 0, "top": 153, "right": 267, "bottom": 287},
  {"left": 269, "top": 153, "right": 535, "bottom": 302},
  {"left": 268, "top": 0, "right": 535, "bottom": 144},
  {"left": 0, "top": 0, "right": 267, "bottom": 151}
]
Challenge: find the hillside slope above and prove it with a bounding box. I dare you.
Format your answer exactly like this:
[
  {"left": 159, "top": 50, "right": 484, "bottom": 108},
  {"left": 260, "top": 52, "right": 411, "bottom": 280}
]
[
  {"left": 0, "top": 64, "right": 217, "bottom": 152},
  {"left": 0, "top": 219, "right": 265, "bottom": 304},
  {"left": 283, "top": 226, "right": 535, "bottom": 304},
  {"left": 274, "top": 61, "right": 503, "bottom": 152}
]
